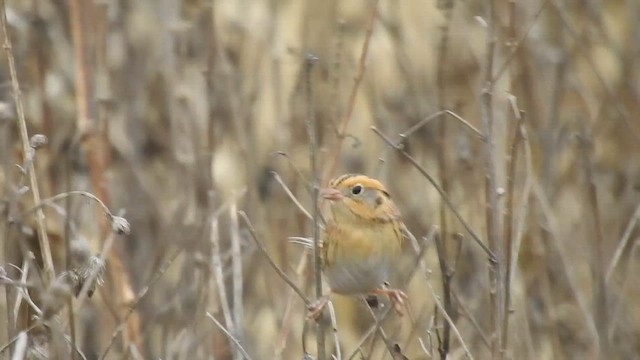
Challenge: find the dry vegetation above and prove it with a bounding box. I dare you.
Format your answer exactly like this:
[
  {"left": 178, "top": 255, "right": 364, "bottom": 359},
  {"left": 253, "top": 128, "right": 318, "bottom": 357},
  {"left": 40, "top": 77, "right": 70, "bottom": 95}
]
[{"left": 1, "top": 0, "right": 639, "bottom": 359}]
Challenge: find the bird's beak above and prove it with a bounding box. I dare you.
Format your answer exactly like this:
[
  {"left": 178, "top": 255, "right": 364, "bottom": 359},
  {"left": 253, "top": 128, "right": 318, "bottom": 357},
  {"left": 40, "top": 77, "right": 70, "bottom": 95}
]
[{"left": 321, "top": 188, "right": 343, "bottom": 201}]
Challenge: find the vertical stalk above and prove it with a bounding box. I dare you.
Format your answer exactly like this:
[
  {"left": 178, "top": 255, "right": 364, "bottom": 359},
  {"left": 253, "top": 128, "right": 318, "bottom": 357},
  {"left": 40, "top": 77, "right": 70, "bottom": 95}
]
[
  {"left": 480, "top": 0, "right": 504, "bottom": 358},
  {"left": 304, "top": 54, "right": 325, "bottom": 359},
  {"left": 68, "top": 0, "right": 142, "bottom": 352},
  {"left": 321, "top": 0, "right": 379, "bottom": 183},
  {"left": 578, "top": 126, "right": 608, "bottom": 356},
  {"left": 501, "top": 1, "right": 518, "bottom": 354},
  {"left": 435, "top": 1, "right": 456, "bottom": 358},
  {"left": 0, "top": 0, "right": 55, "bottom": 284}
]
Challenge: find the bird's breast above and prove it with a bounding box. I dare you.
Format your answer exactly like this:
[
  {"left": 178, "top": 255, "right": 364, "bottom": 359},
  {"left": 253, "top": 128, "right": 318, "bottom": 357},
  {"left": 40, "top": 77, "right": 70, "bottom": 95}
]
[{"left": 323, "top": 222, "right": 400, "bottom": 295}]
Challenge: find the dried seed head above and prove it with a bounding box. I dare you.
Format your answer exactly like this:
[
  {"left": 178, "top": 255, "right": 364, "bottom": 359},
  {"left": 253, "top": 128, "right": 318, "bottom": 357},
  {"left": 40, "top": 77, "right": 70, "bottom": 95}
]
[
  {"left": 77, "top": 256, "right": 106, "bottom": 288},
  {"left": 109, "top": 215, "right": 131, "bottom": 235},
  {"left": 29, "top": 134, "right": 48, "bottom": 149},
  {"left": 62, "top": 255, "right": 106, "bottom": 297}
]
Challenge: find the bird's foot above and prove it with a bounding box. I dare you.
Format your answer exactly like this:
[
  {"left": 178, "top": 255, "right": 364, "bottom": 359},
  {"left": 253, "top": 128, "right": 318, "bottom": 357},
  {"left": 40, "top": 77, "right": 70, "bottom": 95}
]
[
  {"left": 373, "top": 286, "right": 408, "bottom": 316},
  {"left": 306, "top": 295, "right": 329, "bottom": 321}
]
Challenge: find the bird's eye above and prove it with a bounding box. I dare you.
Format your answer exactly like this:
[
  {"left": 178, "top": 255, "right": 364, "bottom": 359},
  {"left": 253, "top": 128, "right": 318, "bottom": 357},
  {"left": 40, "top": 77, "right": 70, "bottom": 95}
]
[{"left": 351, "top": 184, "right": 363, "bottom": 195}]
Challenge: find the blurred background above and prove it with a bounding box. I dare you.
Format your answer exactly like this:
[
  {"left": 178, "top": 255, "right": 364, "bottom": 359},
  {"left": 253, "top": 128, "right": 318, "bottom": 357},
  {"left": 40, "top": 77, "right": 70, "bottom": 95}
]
[{"left": 1, "top": 0, "right": 640, "bottom": 359}]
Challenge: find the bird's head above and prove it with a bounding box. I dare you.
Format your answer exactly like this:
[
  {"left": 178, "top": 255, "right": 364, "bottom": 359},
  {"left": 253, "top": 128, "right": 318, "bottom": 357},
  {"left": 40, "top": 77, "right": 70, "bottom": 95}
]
[{"left": 322, "top": 174, "right": 400, "bottom": 223}]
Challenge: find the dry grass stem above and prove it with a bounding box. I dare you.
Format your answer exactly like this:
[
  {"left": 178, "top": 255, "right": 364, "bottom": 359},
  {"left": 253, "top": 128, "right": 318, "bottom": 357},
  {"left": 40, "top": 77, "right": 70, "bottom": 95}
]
[
  {"left": 230, "top": 201, "right": 244, "bottom": 356},
  {"left": 1, "top": 1, "right": 638, "bottom": 358},
  {"left": 210, "top": 213, "right": 236, "bottom": 335},
  {"left": 206, "top": 312, "right": 254, "bottom": 360},
  {"left": 326, "top": 301, "right": 341, "bottom": 360},
  {"left": 605, "top": 203, "right": 640, "bottom": 282},
  {"left": 272, "top": 172, "right": 313, "bottom": 221},
  {"left": 99, "top": 248, "right": 182, "bottom": 360},
  {"left": 578, "top": 126, "right": 609, "bottom": 355},
  {"left": 303, "top": 52, "right": 325, "bottom": 359},
  {"left": 479, "top": 1, "right": 506, "bottom": 356},
  {"left": 399, "top": 110, "right": 484, "bottom": 141},
  {"left": 323, "top": 0, "right": 380, "bottom": 181},
  {"left": 0, "top": 0, "right": 55, "bottom": 284},
  {"left": 239, "top": 211, "right": 310, "bottom": 306},
  {"left": 425, "top": 279, "right": 474, "bottom": 360},
  {"left": 372, "top": 126, "right": 495, "bottom": 260}
]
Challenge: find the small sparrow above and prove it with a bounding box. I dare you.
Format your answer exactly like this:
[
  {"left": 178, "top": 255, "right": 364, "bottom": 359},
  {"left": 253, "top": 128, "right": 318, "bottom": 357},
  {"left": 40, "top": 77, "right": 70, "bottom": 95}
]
[{"left": 308, "top": 174, "right": 408, "bottom": 319}]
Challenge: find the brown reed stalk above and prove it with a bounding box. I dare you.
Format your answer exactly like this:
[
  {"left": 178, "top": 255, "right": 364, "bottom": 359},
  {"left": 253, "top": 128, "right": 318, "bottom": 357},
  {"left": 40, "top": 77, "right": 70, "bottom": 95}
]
[
  {"left": 435, "top": 1, "right": 456, "bottom": 357},
  {"left": 322, "top": 0, "right": 379, "bottom": 183},
  {"left": 0, "top": 0, "right": 55, "bottom": 285},
  {"left": 68, "top": 0, "right": 142, "bottom": 352}
]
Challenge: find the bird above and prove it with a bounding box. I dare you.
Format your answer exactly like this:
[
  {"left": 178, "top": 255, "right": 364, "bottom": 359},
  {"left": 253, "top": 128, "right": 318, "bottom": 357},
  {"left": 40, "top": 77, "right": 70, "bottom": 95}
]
[{"left": 307, "top": 174, "right": 408, "bottom": 319}]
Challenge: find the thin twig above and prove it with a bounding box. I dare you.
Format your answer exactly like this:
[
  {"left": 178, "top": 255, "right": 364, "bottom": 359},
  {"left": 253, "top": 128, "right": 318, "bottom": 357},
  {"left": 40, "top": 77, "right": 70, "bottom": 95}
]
[
  {"left": 531, "top": 181, "right": 600, "bottom": 346},
  {"left": 434, "top": 15, "right": 453, "bottom": 356},
  {"left": 0, "top": 324, "right": 36, "bottom": 356},
  {"left": 206, "top": 312, "right": 254, "bottom": 360},
  {"left": 272, "top": 173, "right": 317, "bottom": 355},
  {"left": 69, "top": 0, "right": 141, "bottom": 350},
  {"left": 479, "top": 1, "right": 505, "bottom": 356},
  {"left": 433, "top": 231, "right": 452, "bottom": 359},
  {"left": 577, "top": 124, "right": 609, "bottom": 356},
  {"left": 608, "top": 237, "right": 640, "bottom": 341},
  {"left": 303, "top": 53, "right": 325, "bottom": 360},
  {"left": 605, "top": 202, "right": 640, "bottom": 282},
  {"left": 272, "top": 152, "right": 310, "bottom": 186},
  {"left": 230, "top": 200, "right": 244, "bottom": 359},
  {"left": 346, "top": 307, "right": 393, "bottom": 360},
  {"left": 238, "top": 211, "right": 310, "bottom": 306},
  {"left": 322, "top": 0, "right": 379, "bottom": 181},
  {"left": 210, "top": 209, "right": 235, "bottom": 339},
  {"left": 425, "top": 279, "right": 474, "bottom": 360},
  {"left": 371, "top": 126, "right": 496, "bottom": 261},
  {"left": 361, "top": 298, "right": 398, "bottom": 359},
  {"left": 326, "top": 301, "right": 341, "bottom": 360},
  {"left": 490, "top": 0, "right": 551, "bottom": 84},
  {"left": 271, "top": 172, "right": 313, "bottom": 221},
  {"left": 399, "top": 110, "right": 484, "bottom": 141},
  {"left": 21, "top": 191, "right": 113, "bottom": 220},
  {"left": 502, "top": 96, "right": 525, "bottom": 352},
  {"left": 345, "top": 229, "right": 433, "bottom": 359},
  {"left": 509, "top": 123, "right": 533, "bottom": 291},
  {"left": 0, "top": 280, "right": 36, "bottom": 289},
  {"left": 63, "top": 153, "right": 77, "bottom": 360},
  {"left": 549, "top": 0, "right": 638, "bottom": 140},
  {"left": 451, "top": 290, "right": 491, "bottom": 350},
  {"left": 99, "top": 248, "right": 182, "bottom": 360},
  {"left": 0, "top": 0, "right": 55, "bottom": 284},
  {"left": 275, "top": 251, "right": 310, "bottom": 357}
]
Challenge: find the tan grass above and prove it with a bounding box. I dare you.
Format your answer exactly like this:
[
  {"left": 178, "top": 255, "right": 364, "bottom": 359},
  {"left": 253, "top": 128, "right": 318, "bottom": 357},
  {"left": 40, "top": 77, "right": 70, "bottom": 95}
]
[{"left": 1, "top": 0, "right": 639, "bottom": 358}]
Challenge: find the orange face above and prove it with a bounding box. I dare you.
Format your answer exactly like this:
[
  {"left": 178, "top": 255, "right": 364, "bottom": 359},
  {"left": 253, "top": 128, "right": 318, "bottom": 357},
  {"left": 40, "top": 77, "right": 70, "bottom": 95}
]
[{"left": 322, "top": 174, "right": 399, "bottom": 223}]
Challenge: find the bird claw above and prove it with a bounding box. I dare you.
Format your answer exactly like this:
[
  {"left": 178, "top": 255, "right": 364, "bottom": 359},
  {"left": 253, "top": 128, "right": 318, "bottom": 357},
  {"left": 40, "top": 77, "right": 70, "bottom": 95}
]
[
  {"left": 306, "top": 295, "right": 329, "bottom": 321},
  {"left": 373, "top": 287, "right": 408, "bottom": 316}
]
